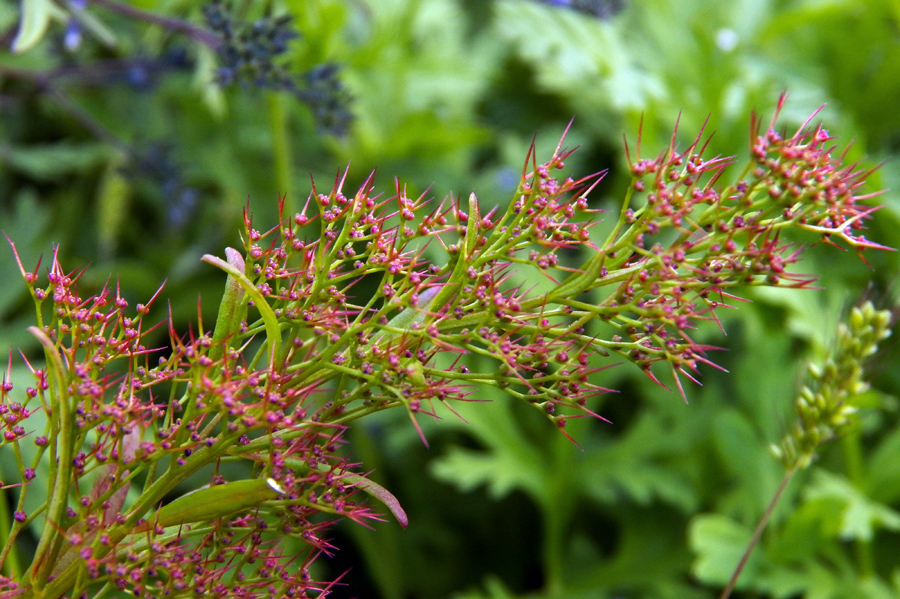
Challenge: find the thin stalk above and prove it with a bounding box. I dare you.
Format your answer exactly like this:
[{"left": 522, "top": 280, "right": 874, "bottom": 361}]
[
  {"left": 842, "top": 431, "right": 874, "bottom": 577},
  {"left": 0, "top": 490, "right": 21, "bottom": 579},
  {"left": 542, "top": 505, "right": 565, "bottom": 598},
  {"left": 0, "top": 66, "right": 127, "bottom": 152},
  {"left": 90, "top": 0, "right": 221, "bottom": 47},
  {"left": 719, "top": 468, "right": 796, "bottom": 599},
  {"left": 268, "top": 92, "right": 295, "bottom": 217},
  {"left": 28, "top": 332, "right": 75, "bottom": 591}
]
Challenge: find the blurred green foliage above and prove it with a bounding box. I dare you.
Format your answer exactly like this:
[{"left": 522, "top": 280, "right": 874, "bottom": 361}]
[{"left": 2, "top": 0, "right": 900, "bottom": 597}]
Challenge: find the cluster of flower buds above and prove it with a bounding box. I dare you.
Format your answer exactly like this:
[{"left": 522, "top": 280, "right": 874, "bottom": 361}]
[
  {"left": 0, "top": 97, "right": 887, "bottom": 597},
  {"left": 555, "top": 96, "right": 889, "bottom": 398},
  {"left": 773, "top": 302, "right": 893, "bottom": 471},
  {"left": 202, "top": 0, "right": 353, "bottom": 136}
]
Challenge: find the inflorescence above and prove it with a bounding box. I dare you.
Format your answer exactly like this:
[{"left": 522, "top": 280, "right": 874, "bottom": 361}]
[
  {"left": 202, "top": 1, "right": 354, "bottom": 136},
  {"left": 0, "top": 96, "right": 887, "bottom": 597},
  {"left": 774, "top": 301, "right": 893, "bottom": 471}
]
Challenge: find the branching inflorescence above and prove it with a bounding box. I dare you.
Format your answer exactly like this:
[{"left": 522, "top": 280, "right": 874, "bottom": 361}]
[{"left": 0, "top": 96, "right": 887, "bottom": 597}]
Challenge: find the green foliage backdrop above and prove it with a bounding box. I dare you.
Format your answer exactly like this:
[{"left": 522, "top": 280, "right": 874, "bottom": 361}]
[{"left": 2, "top": 0, "right": 900, "bottom": 597}]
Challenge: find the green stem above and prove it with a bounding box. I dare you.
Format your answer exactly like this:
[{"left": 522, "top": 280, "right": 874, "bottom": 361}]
[
  {"left": 842, "top": 431, "right": 874, "bottom": 577},
  {"left": 268, "top": 92, "right": 294, "bottom": 217},
  {"left": 0, "top": 485, "right": 21, "bottom": 579},
  {"left": 27, "top": 328, "right": 75, "bottom": 592},
  {"left": 542, "top": 505, "right": 565, "bottom": 597}
]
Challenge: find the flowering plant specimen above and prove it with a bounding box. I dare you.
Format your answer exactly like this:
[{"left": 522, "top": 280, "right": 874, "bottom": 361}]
[{"left": 0, "top": 96, "right": 887, "bottom": 598}]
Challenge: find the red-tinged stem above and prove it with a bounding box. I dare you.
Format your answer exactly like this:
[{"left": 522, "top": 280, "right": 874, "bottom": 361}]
[
  {"left": 719, "top": 468, "right": 796, "bottom": 599},
  {"left": 90, "top": 0, "right": 221, "bottom": 47}
]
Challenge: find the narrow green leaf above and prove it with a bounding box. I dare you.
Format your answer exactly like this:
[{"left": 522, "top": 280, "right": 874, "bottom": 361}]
[
  {"left": 283, "top": 458, "right": 408, "bottom": 527},
  {"left": 465, "top": 192, "right": 480, "bottom": 257},
  {"left": 138, "top": 478, "right": 281, "bottom": 531},
  {"left": 68, "top": 1, "right": 118, "bottom": 49},
  {"left": 3, "top": 142, "right": 110, "bottom": 181},
  {"left": 12, "top": 0, "right": 62, "bottom": 53},
  {"left": 339, "top": 472, "right": 408, "bottom": 528},
  {"left": 203, "top": 253, "right": 281, "bottom": 365},
  {"left": 209, "top": 248, "right": 248, "bottom": 361}
]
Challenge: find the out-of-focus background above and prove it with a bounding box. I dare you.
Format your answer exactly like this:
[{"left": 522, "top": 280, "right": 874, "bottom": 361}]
[{"left": 2, "top": 1, "right": 900, "bottom": 597}]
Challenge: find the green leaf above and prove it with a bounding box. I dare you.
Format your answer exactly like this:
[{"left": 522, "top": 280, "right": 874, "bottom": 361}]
[
  {"left": 374, "top": 286, "right": 441, "bottom": 343},
  {"left": 138, "top": 478, "right": 281, "bottom": 531},
  {"left": 768, "top": 496, "right": 836, "bottom": 564},
  {"left": 2, "top": 142, "right": 111, "bottom": 181},
  {"left": 864, "top": 426, "right": 900, "bottom": 504},
  {"left": 67, "top": 0, "right": 117, "bottom": 49},
  {"left": 0, "top": 365, "right": 52, "bottom": 542},
  {"left": 343, "top": 473, "right": 408, "bottom": 528},
  {"left": 0, "top": 190, "right": 49, "bottom": 319},
  {"left": 804, "top": 470, "right": 900, "bottom": 542},
  {"left": 450, "top": 576, "right": 516, "bottom": 599},
  {"left": 209, "top": 248, "right": 248, "bottom": 361},
  {"left": 283, "top": 456, "right": 409, "bottom": 527},
  {"left": 193, "top": 43, "right": 227, "bottom": 118},
  {"left": 431, "top": 445, "right": 541, "bottom": 500},
  {"left": 430, "top": 399, "right": 547, "bottom": 502},
  {"left": 581, "top": 407, "right": 699, "bottom": 511},
  {"left": 11, "top": 0, "right": 62, "bottom": 53},
  {"left": 711, "top": 408, "right": 783, "bottom": 517},
  {"left": 688, "top": 513, "right": 763, "bottom": 587},
  {"left": 203, "top": 253, "right": 282, "bottom": 365}
]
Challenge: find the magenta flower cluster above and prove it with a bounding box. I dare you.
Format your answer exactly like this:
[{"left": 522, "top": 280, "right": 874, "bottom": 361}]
[{"left": 0, "top": 96, "right": 886, "bottom": 597}]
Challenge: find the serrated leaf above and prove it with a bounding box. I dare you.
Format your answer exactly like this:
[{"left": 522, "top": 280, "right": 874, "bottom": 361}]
[
  {"left": 805, "top": 470, "right": 900, "bottom": 542},
  {"left": 429, "top": 395, "right": 548, "bottom": 502},
  {"left": 581, "top": 408, "right": 699, "bottom": 511},
  {"left": 768, "top": 497, "right": 836, "bottom": 563},
  {"left": 431, "top": 445, "right": 544, "bottom": 500}
]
